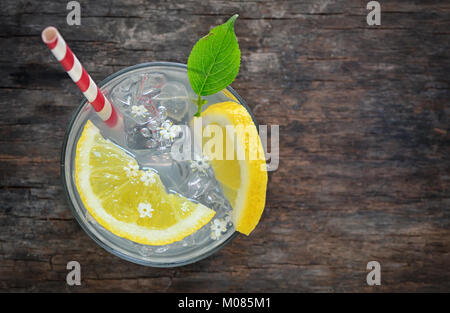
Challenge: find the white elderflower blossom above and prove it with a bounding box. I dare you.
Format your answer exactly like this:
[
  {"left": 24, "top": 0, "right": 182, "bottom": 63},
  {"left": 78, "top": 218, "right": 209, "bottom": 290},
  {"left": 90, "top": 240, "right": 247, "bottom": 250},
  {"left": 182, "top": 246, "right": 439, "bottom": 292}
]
[
  {"left": 210, "top": 218, "right": 228, "bottom": 240},
  {"left": 140, "top": 170, "right": 156, "bottom": 186},
  {"left": 159, "top": 120, "right": 181, "bottom": 140},
  {"left": 190, "top": 155, "right": 210, "bottom": 174},
  {"left": 123, "top": 161, "right": 140, "bottom": 178},
  {"left": 131, "top": 105, "right": 148, "bottom": 118},
  {"left": 137, "top": 202, "right": 154, "bottom": 218}
]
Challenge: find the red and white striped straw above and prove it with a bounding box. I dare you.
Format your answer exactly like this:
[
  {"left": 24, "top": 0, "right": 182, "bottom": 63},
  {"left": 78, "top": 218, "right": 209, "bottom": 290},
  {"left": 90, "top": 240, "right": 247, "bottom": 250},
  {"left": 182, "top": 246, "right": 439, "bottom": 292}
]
[{"left": 42, "top": 26, "right": 119, "bottom": 128}]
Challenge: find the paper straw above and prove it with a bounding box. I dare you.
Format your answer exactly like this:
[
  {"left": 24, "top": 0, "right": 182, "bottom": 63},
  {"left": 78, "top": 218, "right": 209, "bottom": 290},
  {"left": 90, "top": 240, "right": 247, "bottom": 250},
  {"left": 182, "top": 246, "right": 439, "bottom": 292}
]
[{"left": 41, "top": 26, "right": 119, "bottom": 127}]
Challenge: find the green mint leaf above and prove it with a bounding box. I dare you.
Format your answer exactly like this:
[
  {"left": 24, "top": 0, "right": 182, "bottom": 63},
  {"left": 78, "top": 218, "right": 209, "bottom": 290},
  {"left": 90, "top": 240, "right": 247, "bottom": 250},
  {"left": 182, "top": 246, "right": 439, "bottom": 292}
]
[{"left": 187, "top": 14, "right": 241, "bottom": 97}]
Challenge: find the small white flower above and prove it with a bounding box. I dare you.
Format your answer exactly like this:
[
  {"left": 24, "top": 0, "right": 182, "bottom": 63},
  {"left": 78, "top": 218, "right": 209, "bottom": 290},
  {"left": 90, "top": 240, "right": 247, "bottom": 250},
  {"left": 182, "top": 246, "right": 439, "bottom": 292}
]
[
  {"left": 123, "top": 161, "right": 140, "bottom": 177},
  {"left": 159, "top": 120, "right": 181, "bottom": 140},
  {"left": 140, "top": 170, "right": 156, "bottom": 186},
  {"left": 137, "top": 202, "right": 154, "bottom": 218},
  {"left": 190, "top": 155, "right": 210, "bottom": 174},
  {"left": 131, "top": 105, "right": 148, "bottom": 118},
  {"left": 210, "top": 218, "right": 228, "bottom": 240}
]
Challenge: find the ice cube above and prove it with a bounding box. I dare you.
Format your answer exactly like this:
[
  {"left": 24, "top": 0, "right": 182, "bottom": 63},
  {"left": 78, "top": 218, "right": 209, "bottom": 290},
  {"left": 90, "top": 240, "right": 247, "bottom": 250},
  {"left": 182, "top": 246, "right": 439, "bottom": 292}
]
[
  {"left": 121, "top": 101, "right": 185, "bottom": 158},
  {"left": 125, "top": 123, "right": 150, "bottom": 150},
  {"left": 140, "top": 127, "right": 151, "bottom": 138},
  {"left": 156, "top": 105, "right": 168, "bottom": 121},
  {"left": 203, "top": 190, "right": 226, "bottom": 211},
  {"left": 147, "top": 118, "right": 159, "bottom": 131},
  {"left": 114, "top": 73, "right": 166, "bottom": 126},
  {"left": 179, "top": 170, "right": 217, "bottom": 200},
  {"left": 111, "top": 79, "right": 151, "bottom": 126},
  {"left": 135, "top": 73, "right": 165, "bottom": 99},
  {"left": 124, "top": 116, "right": 163, "bottom": 151},
  {"left": 153, "top": 82, "right": 189, "bottom": 122},
  {"left": 110, "top": 76, "right": 139, "bottom": 109}
]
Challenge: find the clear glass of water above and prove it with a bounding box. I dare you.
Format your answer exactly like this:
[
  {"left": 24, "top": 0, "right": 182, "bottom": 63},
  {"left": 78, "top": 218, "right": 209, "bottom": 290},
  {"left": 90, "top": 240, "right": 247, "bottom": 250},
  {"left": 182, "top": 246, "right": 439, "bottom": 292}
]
[{"left": 61, "top": 62, "right": 256, "bottom": 267}]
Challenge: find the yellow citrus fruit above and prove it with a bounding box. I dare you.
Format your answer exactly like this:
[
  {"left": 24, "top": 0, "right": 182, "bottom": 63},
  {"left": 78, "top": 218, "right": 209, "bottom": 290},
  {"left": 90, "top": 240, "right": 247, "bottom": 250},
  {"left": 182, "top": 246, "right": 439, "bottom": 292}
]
[
  {"left": 74, "top": 121, "right": 215, "bottom": 245},
  {"left": 198, "top": 101, "right": 268, "bottom": 235}
]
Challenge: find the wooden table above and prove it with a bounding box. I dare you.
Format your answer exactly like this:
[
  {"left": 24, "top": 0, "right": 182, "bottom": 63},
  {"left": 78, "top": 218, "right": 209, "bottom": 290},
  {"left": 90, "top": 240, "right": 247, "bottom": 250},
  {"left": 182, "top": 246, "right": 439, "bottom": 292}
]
[{"left": 1, "top": 0, "right": 449, "bottom": 292}]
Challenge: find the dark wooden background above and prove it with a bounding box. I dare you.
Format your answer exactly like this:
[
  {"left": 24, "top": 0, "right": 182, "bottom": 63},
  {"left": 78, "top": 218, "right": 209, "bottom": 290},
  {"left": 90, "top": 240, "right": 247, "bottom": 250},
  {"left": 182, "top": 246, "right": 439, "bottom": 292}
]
[{"left": 1, "top": 0, "right": 449, "bottom": 292}]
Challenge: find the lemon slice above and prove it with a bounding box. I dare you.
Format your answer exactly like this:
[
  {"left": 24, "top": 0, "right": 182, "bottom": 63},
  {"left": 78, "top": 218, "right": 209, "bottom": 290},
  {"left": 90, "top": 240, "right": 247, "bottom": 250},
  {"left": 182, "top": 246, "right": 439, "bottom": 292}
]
[
  {"left": 198, "top": 101, "right": 268, "bottom": 235},
  {"left": 74, "top": 120, "right": 215, "bottom": 245}
]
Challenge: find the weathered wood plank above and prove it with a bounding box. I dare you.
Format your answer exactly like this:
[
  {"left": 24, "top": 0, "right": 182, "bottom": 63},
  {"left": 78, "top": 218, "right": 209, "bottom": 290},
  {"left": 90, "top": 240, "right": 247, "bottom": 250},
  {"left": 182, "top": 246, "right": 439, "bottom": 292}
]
[{"left": 0, "top": 0, "right": 449, "bottom": 292}]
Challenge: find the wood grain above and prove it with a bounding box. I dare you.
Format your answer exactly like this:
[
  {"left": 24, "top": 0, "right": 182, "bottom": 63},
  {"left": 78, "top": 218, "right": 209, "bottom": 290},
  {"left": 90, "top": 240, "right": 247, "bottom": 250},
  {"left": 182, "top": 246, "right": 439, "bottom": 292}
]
[{"left": 0, "top": 0, "right": 449, "bottom": 292}]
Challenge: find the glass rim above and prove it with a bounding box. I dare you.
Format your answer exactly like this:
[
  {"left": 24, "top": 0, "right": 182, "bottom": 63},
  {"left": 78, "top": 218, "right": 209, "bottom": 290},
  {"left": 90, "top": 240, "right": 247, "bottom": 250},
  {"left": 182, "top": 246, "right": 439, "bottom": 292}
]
[{"left": 60, "top": 61, "right": 257, "bottom": 267}]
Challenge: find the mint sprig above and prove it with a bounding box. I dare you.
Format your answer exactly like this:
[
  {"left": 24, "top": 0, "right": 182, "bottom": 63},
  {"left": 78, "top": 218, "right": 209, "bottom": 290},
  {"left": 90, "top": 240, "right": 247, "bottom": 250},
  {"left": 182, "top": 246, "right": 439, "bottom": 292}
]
[{"left": 187, "top": 14, "right": 241, "bottom": 116}]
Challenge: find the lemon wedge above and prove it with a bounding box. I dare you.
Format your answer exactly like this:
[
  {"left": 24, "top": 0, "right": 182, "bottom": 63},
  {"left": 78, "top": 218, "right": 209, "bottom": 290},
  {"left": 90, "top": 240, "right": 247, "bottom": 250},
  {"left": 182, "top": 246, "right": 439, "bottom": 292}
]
[
  {"left": 74, "top": 121, "right": 215, "bottom": 245},
  {"left": 198, "top": 101, "right": 268, "bottom": 235}
]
